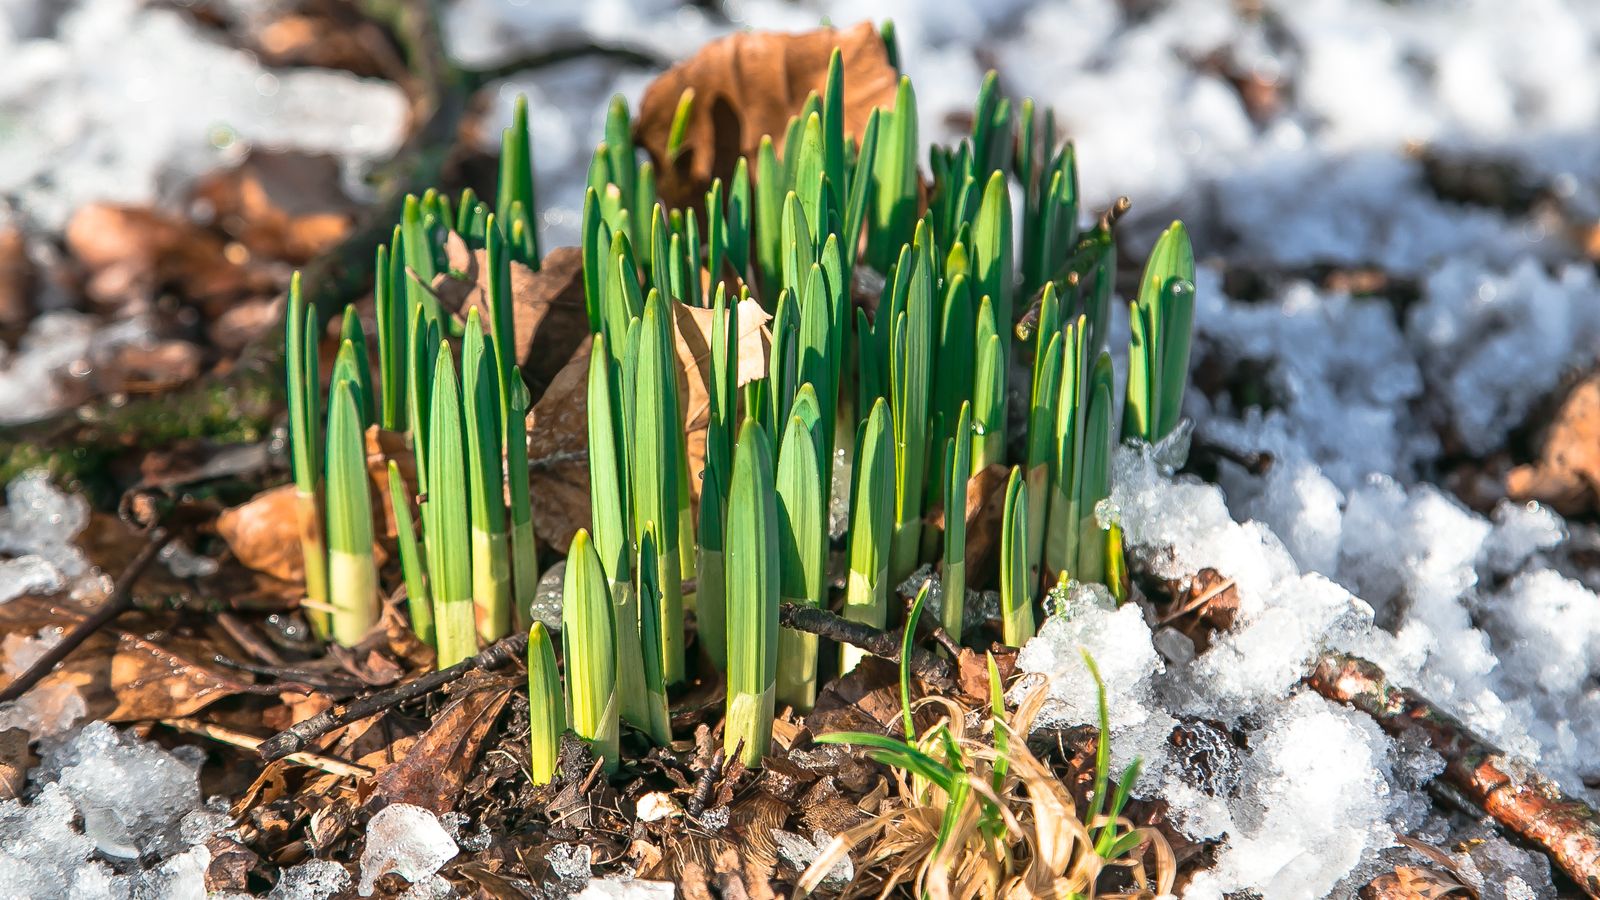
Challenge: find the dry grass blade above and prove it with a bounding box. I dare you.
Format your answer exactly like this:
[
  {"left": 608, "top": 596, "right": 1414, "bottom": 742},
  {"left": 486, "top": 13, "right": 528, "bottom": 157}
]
[{"left": 799, "top": 679, "right": 1173, "bottom": 899}]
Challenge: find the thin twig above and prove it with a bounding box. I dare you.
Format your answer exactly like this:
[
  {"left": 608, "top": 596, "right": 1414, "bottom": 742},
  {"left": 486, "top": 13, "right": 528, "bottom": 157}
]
[
  {"left": 688, "top": 748, "right": 724, "bottom": 818},
  {"left": 0, "top": 527, "right": 171, "bottom": 704},
  {"left": 778, "top": 601, "right": 951, "bottom": 683},
  {"left": 257, "top": 630, "right": 528, "bottom": 761},
  {"left": 463, "top": 39, "right": 669, "bottom": 89},
  {"left": 1308, "top": 653, "right": 1600, "bottom": 896},
  {"left": 161, "top": 718, "right": 372, "bottom": 779}
]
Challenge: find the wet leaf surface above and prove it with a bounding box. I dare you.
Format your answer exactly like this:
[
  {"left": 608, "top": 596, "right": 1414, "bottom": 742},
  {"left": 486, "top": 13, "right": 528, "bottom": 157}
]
[{"left": 0, "top": 594, "right": 261, "bottom": 723}]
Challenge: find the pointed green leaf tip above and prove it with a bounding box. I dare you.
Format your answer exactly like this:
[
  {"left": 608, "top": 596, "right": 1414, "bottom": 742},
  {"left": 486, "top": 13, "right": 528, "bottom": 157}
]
[
  {"left": 666, "top": 88, "right": 695, "bottom": 161},
  {"left": 725, "top": 418, "right": 779, "bottom": 768},
  {"left": 1000, "top": 466, "right": 1035, "bottom": 646},
  {"left": 527, "top": 621, "right": 563, "bottom": 785},
  {"left": 842, "top": 397, "right": 892, "bottom": 674},
  {"left": 775, "top": 387, "right": 826, "bottom": 712},
  {"left": 563, "top": 529, "right": 619, "bottom": 772},
  {"left": 1125, "top": 220, "right": 1196, "bottom": 444}
]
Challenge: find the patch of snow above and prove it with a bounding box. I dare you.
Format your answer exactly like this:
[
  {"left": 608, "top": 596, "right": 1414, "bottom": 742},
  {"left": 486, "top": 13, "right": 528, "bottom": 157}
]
[
  {"left": 268, "top": 858, "right": 352, "bottom": 900},
  {"left": 0, "top": 723, "right": 219, "bottom": 899},
  {"left": 572, "top": 876, "right": 678, "bottom": 899},
  {"left": 358, "top": 803, "right": 459, "bottom": 896},
  {"left": 0, "top": 0, "right": 406, "bottom": 230},
  {"left": 771, "top": 829, "right": 852, "bottom": 888},
  {"left": 0, "top": 627, "right": 86, "bottom": 737}
]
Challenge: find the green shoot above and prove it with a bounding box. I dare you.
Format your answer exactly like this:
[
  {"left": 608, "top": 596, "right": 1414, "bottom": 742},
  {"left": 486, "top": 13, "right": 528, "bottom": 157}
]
[
  {"left": 940, "top": 402, "right": 972, "bottom": 643},
  {"left": 563, "top": 529, "right": 620, "bottom": 772},
  {"left": 775, "top": 386, "right": 826, "bottom": 712},
  {"left": 325, "top": 379, "right": 377, "bottom": 646},
  {"left": 999, "top": 466, "right": 1035, "bottom": 645},
  {"left": 284, "top": 273, "right": 330, "bottom": 639},
  {"left": 725, "top": 419, "right": 779, "bottom": 768},
  {"left": 463, "top": 311, "right": 511, "bottom": 643},
  {"left": 425, "top": 342, "right": 476, "bottom": 667},
  {"left": 527, "top": 621, "right": 563, "bottom": 785},
  {"left": 635, "top": 526, "right": 672, "bottom": 745},
  {"left": 387, "top": 461, "right": 433, "bottom": 649},
  {"left": 842, "top": 398, "right": 892, "bottom": 673}
]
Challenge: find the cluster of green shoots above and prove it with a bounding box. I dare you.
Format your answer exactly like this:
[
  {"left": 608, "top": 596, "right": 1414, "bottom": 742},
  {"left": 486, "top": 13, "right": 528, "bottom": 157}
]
[
  {"left": 285, "top": 25, "right": 1197, "bottom": 786},
  {"left": 285, "top": 99, "right": 543, "bottom": 667}
]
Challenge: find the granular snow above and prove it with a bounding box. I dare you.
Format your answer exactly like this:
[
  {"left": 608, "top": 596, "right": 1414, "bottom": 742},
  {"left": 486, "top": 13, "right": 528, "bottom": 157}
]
[{"left": 0, "top": 723, "right": 220, "bottom": 900}]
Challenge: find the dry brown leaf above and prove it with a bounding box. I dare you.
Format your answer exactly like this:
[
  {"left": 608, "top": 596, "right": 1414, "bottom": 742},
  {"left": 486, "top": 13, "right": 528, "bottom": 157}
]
[
  {"left": 955, "top": 646, "right": 1018, "bottom": 706},
  {"left": 437, "top": 245, "right": 591, "bottom": 402},
  {"left": 65, "top": 204, "right": 274, "bottom": 311},
  {"left": 675, "top": 297, "right": 773, "bottom": 498},
  {"left": 252, "top": 8, "right": 392, "bottom": 77},
  {"left": 191, "top": 150, "right": 358, "bottom": 264},
  {"left": 933, "top": 463, "right": 1010, "bottom": 588},
  {"left": 527, "top": 300, "right": 772, "bottom": 552},
  {"left": 112, "top": 340, "right": 203, "bottom": 393},
  {"left": 219, "top": 445, "right": 402, "bottom": 582},
  {"left": 0, "top": 595, "right": 258, "bottom": 723},
  {"left": 217, "top": 484, "right": 306, "bottom": 582},
  {"left": 806, "top": 655, "right": 908, "bottom": 736},
  {"left": 0, "top": 728, "right": 36, "bottom": 801},
  {"left": 526, "top": 336, "right": 592, "bottom": 555},
  {"left": 635, "top": 21, "right": 900, "bottom": 209},
  {"left": 1506, "top": 372, "right": 1600, "bottom": 516},
  {"left": 372, "top": 673, "right": 516, "bottom": 814},
  {"left": 1359, "top": 866, "right": 1473, "bottom": 899}
]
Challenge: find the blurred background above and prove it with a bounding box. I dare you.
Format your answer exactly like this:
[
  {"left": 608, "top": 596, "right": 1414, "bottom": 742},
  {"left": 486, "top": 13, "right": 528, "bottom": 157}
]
[
  {"left": 2, "top": 4, "right": 1600, "bottom": 895},
  {"left": 2, "top": 0, "right": 1597, "bottom": 436}
]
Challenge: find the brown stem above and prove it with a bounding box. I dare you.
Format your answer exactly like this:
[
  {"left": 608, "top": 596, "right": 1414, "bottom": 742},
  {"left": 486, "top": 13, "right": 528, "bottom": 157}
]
[
  {"left": 463, "top": 39, "right": 668, "bottom": 89},
  {"left": 778, "top": 601, "right": 951, "bottom": 684},
  {"left": 257, "top": 630, "right": 528, "bottom": 761},
  {"left": 1308, "top": 653, "right": 1600, "bottom": 897},
  {"left": 0, "top": 527, "right": 172, "bottom": 704}
]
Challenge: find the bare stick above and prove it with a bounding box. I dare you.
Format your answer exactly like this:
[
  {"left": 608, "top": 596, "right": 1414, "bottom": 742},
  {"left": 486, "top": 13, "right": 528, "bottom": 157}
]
[
  {"left": 0, "top": 527, "right": 171, "bottom": 704},
  {"left": 463, "top": 39, "right": 667, "bottom": 89},
  {"left": 257, "top": 630, "right": 528, "bottom": 761},
  {"left": 161, "top": 718, "right": 372, "bottom": 779},
  {"left": 778, "top": 601, "right": 951, "bottom": 683},
  {"left": 1309, "top": 653, "right": 1600, "bottom": 896}
]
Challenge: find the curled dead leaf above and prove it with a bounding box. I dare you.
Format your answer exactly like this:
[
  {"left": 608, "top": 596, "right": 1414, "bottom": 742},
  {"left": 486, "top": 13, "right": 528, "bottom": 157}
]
[
  {"left": 525, "top": 336, "right": 592, "bottom": 555},
  {"left": 1358, "top": 865, "right": 1472, "bottom": 899},
  {"left": 636, "top": 22, "right": 900, "bottom": 209},
  {"left": 955, "top": 646, "right": 1018, "bottom": 706},
  {"left": 217, "top": 484, "right": 307, "bottom": 583},
  {"left": 926, "top": 463, "right": 1009, "bottom": 588},
  {"left": 371, "top": 672, "right": 515, "bottom": 814},
  {"left": 219, "top": 432, "right": 405, "bottom": 583},
  {"left": 1506, "top": 372, "right": 1600, "bottom": 516}
]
